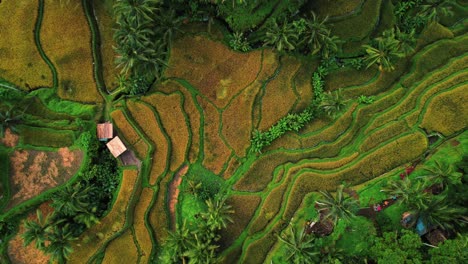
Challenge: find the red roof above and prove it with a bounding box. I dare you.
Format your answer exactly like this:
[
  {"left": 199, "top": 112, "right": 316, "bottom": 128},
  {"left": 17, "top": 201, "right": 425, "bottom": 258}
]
[{"left": 97, "top": 122, "right": 113, "bottom": 139}]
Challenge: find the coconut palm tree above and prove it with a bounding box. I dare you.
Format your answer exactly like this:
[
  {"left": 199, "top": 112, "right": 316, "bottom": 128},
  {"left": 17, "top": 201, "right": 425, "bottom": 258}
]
[
  {"left": 362, "top": 35, "right": 404, "bottom": 72},
  {"left": 418, "top": 194, "right": 468, "bottom": 232},
  {"left": 418, "top": 159, "right": 462, "bottom": 190},
  {"left": 51, "top": 183, "right": 92, "bottom": 217},
  {"left": 163, "top": 220, "right": 192, "bottom": 264},
  {"left": 0, "top": 104, "right": 26, "bottom": 138},
  {"left": 299, "top": 12, "right": 330, "bottom": 55},
  {"left": 264, "top": 18, "right": 299, "bottom": 52},
  {"left": 22, "top": 209, "right": 52, "bottom": 250},
  {"left": 320, "top": 89, "right": 348, "bottom": 119},
  {"left": 395, "top": 27, "right": 416, "bottom": 56},
  {"left": 277, "top": 223, "right": 319, "bottom": 264},
  {"left": 418, "top": 0, "right": 455, "bottom": 23},
  {"left": 381, "top": 177, "right": 429, "bottom": 210},
  {"left": 154, "top": 8, "right": 183, "bottom": 48},
  {"left": 316, "top": 185, "right": 359, "bottom": 224},
  {"left": 113, "top": 0, "right": 159, "bottom": 25},
  {"left": 320, "top": 34, "right": 342, "bottom": 59},
  {"left": 183, "top": 233, "right": 219, "bottom": 264},
  {"left": 201, "top": 196, "right": 234, "bottom": 231},
  {"left": 45, "top": 224, "right": 76, "bottom": 264}
]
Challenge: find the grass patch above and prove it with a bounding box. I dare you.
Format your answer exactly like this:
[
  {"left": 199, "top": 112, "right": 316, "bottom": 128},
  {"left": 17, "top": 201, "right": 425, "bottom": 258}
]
[
  {"left": 19, "top": 126, "right": 74, "bottom": 148},
  {"left": 402, "top": 35, "right": 468, "bottom": 88},
  {"left": 149, "top": 173, "right": 171, "bottom": 244},
  {"left": 249, "top": 183, "right": 288, "bottom": 235},
  {"left": 198, "top": 96, "right": 232, "bottom": 174},
  {"left": 416, "top": 22, "right": 454, "bottom": 49},
  {"left": 41, "top": 0, "right": 102, "bottom": 102},
  {"left": 420, "top": 85, "right": 468, "bottom": 136},
  {"left": 310, "top": 0, "right": 363, "bottom": 18},
  {"left": 92, "top": 0, "right": 119, "bottom": 91},
  {"left": 132, "top": 187, "right": 154, "bottom": 264},
  {"left": 0, "top": 0, "right": 52, "bottom": 89},
  {"left": 329, "top": 0, "right": 382, "bottom": 40},
  {"left": 219, "top": 194, "right": 261, "bottom": 249},
  {"left": 334, "top": 216, "right": 376, "bottom": 257},
  {"left": 101, "top": 230, "right": 138, "bottom": 263},
  {"left": 0, "top": 147, "right": 10, "bottom": 209},
  {"left": 361, "top": 120, "right": 410, "bottom": 152},
  {"left": 127, "top": 100, "right": 168, "bottom": 185},
  {"left": 325, "top": 66, "right": 378, "bottom": 92},
  {"left": 259, "top": 57, "right": 301, "bottom": 131},
  {"left": 166, "top": 36, "right": 262, "bottom": 108},
  {"left": 144, "top": 93, "right": 189, "bottom": 172}
]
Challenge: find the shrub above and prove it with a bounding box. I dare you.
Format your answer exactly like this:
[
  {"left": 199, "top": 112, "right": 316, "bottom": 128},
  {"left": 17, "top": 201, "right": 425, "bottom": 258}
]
[{"left": 357, "top": 95, "right": 375, "bottom": 104}]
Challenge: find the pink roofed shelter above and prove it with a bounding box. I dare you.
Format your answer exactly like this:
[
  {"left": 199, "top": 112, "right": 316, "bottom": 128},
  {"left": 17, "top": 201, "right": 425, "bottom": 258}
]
[
  {"left": 97, "top": 122, "right": 113, "bottom": 141},
  {"left": 106, "top": 136, "right": 127, "bottom": 158}
]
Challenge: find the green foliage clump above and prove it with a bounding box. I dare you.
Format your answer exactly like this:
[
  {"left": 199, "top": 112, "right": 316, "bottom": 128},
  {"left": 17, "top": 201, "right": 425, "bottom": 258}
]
[
  {"left": 369, "top": 229, "right": 423, "bottom": 263},
  {"left": 228, "top": 32, "right": 251, "bottom": 52},
  {"left": 357, "top": 95, "right": 375, "bottom": 104}
]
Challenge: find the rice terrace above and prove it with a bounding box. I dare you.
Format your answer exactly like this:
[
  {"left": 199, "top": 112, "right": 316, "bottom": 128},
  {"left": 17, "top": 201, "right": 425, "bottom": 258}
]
[{"left": 1, "top": 0, "right": 467, "bottom": 263}]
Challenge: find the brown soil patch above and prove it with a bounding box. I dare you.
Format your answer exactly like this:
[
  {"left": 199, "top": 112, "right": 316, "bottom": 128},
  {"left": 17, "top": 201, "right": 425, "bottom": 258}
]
[
  {"left": 6, "top": 148, "right": 83, "bottom": 209},
  {"left": 0, "top": 128, "right": 19, "bottom": 147},
  {"left": 168, "top": 164, "right": 189, "bottom": 229},
  {"left": 8, "top": 202, "right": 53, "bottom": 264}
]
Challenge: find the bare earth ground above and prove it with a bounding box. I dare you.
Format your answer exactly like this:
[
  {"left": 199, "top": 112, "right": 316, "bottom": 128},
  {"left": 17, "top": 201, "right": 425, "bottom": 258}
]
[
  {"left": 0, "top": 128, "right": 19, "bottom": 147},
  {"left": 168, "top": 164, "right": 189, "bottom": 229},
  {"left": 6, "top": 147, "right": 83, "bottom": 209},
  {"left": 7, "top": 202, "right": 54, "bottom": 264}
]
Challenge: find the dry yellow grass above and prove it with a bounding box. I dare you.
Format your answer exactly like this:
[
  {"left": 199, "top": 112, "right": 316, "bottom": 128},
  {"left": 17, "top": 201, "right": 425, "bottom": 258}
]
[
  {"left": 259, "top": 57, "right": 301, "bottom": 131},
  {"left": 219, "top": 194, "right": 261, "bottom": 247},
  {"left": 149, "top": 174, "right": 171, "bottom": 244},
  {"left": 420, "top": 85, "right": 468, "bottom": 136},
  {"left": 154, "top": 80, "right": 201, "bottom": 163},
  {"left": 249, "top": 183, "right": 288, "bottom": 235},
  {"left": 165, "top": 35, "right": 262, "bottom": 108},
  {"left": 199, "top": 96, "right": 232, "bottom": 174},
  {"left": 132, "top": 187, "right": 154, "bottom": 264},
  {"left": 361, "top": 120, "right": 410, "bottom": 152},
  {"left": 127, "top": 100, "right": 168, "bottom": 185},
  {"left": 93, "top": 0, "right": 119, "bottom": 91},
  {"left": 41, "top": 0, "right": 102, "bottom": 102},
  {"left": 0, "top": 0, "right": 51, "bottom": 89},
  {"left": 68, "top": 169, "right": 139, "bottom": 263},
  {"left": 144, "top": 93, "right": 189, "bottom": 172},
  {"left": 101, "top": 230, "right": 138, "bottom": 264}
]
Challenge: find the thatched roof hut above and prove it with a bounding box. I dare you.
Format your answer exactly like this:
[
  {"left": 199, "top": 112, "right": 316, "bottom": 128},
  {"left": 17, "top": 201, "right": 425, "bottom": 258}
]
[
  {"left": 97, "top": 122, "right": 113, "bottom": 141},
  {"left": 106, "top": 136, "right": 127, "bottom": 158}
]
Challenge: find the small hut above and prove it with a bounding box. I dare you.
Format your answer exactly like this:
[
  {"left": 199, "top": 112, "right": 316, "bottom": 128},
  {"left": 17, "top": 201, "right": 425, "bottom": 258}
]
[
  {"left": 97, "top": 122, "right": 113, "bottom": 141},
  {"left": 106, "top": 136, "right": 127, "bottom": 158}
]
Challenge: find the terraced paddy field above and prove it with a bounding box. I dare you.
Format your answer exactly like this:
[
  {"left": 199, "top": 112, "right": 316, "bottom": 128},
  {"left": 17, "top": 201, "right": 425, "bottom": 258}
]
[{"left": 0, "top": 0, "right": 467, "bottom": 263}]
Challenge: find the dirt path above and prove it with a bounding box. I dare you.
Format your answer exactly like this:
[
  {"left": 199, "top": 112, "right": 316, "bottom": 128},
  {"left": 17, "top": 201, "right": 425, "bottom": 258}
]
[{"left": 167, "top": 164, "right": 189, "bottom": 230}]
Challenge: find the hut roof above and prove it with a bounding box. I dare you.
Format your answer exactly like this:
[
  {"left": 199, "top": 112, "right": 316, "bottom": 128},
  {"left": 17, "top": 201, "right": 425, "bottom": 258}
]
[
  {"left": 97, "top": 122, "right": 113, "bottom": 140},
  {"left": 106, "top": 136, "right": 127, "bottom": 158}
]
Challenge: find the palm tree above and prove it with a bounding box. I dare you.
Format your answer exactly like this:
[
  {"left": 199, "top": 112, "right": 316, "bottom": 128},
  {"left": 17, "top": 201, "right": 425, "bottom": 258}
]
[
  {"left": 163, "top": 220, "right": 192, "bottom": 264},
  {"left": 395, "top": 27, "right": 416, "bottom": 56},
  {"left": 277, "top": 223, "right": 319, "bottom": 264},
  {"left": 22, "top": 210, "right": 52, "bottom": 250},
  {"left": 0, "top": 104, "right": 26, "bottom": 138},
  {"left": 320, "top": 89, "right": 348, "bottom": 118},
  {"left": 362, "top": 35, "right": 404, "bottom": 72},
  {"left": 381, "top": 177, "right": 429, "bottom": 210},
  {"left": 418, "top": 194, "right": 468, "bottom": 232},
  {"left": 315, "top": 185, "right": 359, "bottom": 224},
  {"left": 264, "top": 18, "right": 299, "bottom": 52},
  {"left": 51, "top": 183, "right": 92, "bottom": 217},
  {"left": 183, "top": 233, "right": 218, "bottom": 264},
  {"left": 299, "top": 12, "right": 330, "bottom": 55},
  {"left": 320, "top": 34, "right": 342, "bottom": 59},
  {"left": 45, "top": 224, "right": 77, "bottom": 264},
  {"left": 201, "top": 196, "right": 234, "bottom": 231},
  {"left": 154, "top": 8, "right": 183, "bottom": 48},
  {"left": 113, "top": 0, "right": 158, "bottom": 25},
  {"left": 418, "top": 0, "right": 455, "bottom": 23},
  {"left": 418, "top": 159, "right": 462, "bottom": 190}
]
